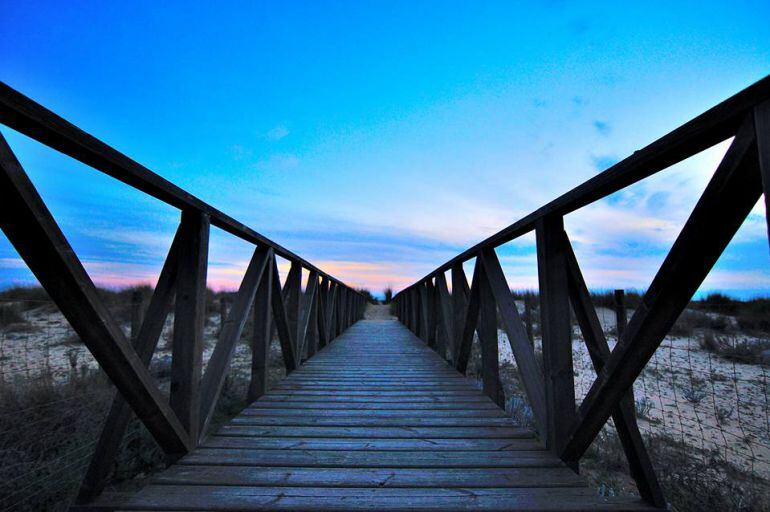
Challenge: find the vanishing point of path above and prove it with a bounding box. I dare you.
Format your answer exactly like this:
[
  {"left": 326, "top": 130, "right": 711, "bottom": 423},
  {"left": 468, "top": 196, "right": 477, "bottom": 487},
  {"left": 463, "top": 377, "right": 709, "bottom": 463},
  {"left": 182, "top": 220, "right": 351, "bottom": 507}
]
[{"left": 84, "top": 313, "right": 653, "bottom": 511}]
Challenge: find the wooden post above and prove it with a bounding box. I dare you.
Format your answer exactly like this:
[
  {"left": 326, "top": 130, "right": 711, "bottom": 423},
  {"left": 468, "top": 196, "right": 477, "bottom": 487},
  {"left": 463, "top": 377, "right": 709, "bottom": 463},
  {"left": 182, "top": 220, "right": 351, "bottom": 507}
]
[
  {"left": 536, "top": 215, "right": 575, "bottom": 453},
  {"left": 219, "top": 296, "right": 228, "bottom": 335},
  {"left": 130, "top": 290, "right": 144, "bottom": 343},
  {"left": 614, "top": 289, "right": 627, "bottom": 337},
  {"left": 170, "top": 209, "right": 210, "bottom": 443},
  {"left": 451, "top": 263, "right": 470, "bottom": 363},
  {"left": 524, "top": 293, "right": 534, "bottom": 345},
  {"left": 478, "top": 259, "right": 505, "bottom": 407},
  {"left": 249, "top": 254, "right": 273, "bottom": 402}
]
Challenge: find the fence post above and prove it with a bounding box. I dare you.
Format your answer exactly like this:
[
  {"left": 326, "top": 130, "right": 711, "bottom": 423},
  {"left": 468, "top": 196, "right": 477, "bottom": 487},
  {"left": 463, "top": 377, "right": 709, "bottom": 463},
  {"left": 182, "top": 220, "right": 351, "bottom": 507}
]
[
  {"left": 478, "top": 259, "right": 505, "bottom": 407},
  {"left": 249, "top": 254, "right": 273, "bottom": 402},
  {"left": 536, "top": 215, "right": 575, "bottom": 453},
  {"left": 614, "top": 289, "right": 627, "bottom": 337},
  {"left": 130, "top": 290, "right": 144, "bottom": 343},
  {"left": 524, "top": 293, "right": 534, "bottom": 345},
  {"left": 170, "top": 209, "right": 210, "bottom": 444}
]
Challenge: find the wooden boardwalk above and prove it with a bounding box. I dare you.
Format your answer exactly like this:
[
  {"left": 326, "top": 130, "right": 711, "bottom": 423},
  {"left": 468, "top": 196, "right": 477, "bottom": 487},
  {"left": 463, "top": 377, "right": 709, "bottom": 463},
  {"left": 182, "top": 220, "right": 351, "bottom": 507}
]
[{"left": 88, "top": 319, "right": 653, "bottom": 511}]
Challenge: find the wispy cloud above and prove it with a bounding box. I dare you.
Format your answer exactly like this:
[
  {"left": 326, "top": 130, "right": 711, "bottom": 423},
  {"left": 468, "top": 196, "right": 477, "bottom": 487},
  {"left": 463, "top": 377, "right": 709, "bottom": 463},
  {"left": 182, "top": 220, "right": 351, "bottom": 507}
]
[
  {"left": 592, "top": 120, "right": 611, "bottom": 136},
  {"left": 266, "top": 124, "right": 290, "bottom": 141}
]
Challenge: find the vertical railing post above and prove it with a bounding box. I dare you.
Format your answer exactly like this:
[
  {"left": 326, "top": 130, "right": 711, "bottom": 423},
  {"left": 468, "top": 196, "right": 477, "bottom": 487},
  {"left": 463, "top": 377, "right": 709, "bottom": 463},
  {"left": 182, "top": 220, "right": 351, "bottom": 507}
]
[
  {"left": 614, "top": 289, "right": 627, "bottom": 337},
  {"left": 249, "top": 254, "right": 273, "bottom": 402},
  {"left": 170, "top": 209, "right": 210, "bottom": 443},
  {"left": 524, "top": 293, "right": 534, "bottom": 346},
  {"left": 130, "top": 290, "right": 144, "bottom": 343},
  {"left": 451, "top": 263, "right": 470, "bottom": 364},
  {"left": 478, "top": 257, "right": 505, "bottom": 407},
  {"left": 536, "top": 215, "right": 575, "bottom": 453}
]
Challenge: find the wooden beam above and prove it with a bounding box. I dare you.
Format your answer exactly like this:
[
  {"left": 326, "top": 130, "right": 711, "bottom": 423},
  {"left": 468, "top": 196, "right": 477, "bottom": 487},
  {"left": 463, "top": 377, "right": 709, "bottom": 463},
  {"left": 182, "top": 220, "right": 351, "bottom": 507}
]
[
  {"left": 561, "top": 116, "right": 762, "bottom": 464},
  {"left": 78, "top": 224, "right": 183, "bottom": 502},
  {"left": 0, "top": 133, "right": 190, "bottom": 455},
  {"left": 270, "top": 256, "right": 298, "bottom": 372},
  {"left": 199, "top": 246, "right": 271, "bottom": 437},
  {"left": 248, "top": 254, "right": 274, "bottom": 402},
  {"left": 754, "top": 100, "right": 770, "bottom": 252},
  {"left": 478, "top": 248, "right": 547, "bottom": 435},
  {"left": 536, "top": 215, "right": 575, "bottom": 453},
  {"left": 477, "top": 259, "right": 505, "bottom": 407},
  {"left": 170, "top": 209, "right": 210, "bottom": 443},
  {"left": 563, "top": 232, "right": 666, "bottom": 507},
  {"left": 455, "top": 259, "right": 482, "bottom": 374}
]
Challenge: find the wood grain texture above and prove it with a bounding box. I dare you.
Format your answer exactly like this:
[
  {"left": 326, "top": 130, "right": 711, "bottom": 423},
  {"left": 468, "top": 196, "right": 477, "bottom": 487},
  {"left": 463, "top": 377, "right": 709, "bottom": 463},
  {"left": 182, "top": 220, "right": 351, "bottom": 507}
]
[{"left": 86, "top": 320, "right": 651, "bottom": 511}]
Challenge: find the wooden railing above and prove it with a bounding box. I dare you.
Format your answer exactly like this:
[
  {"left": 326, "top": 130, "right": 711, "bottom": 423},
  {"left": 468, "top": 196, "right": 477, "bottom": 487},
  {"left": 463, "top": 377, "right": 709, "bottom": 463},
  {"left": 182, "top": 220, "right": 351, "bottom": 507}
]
[
  {"left": 392, "top": 75, "right": 770, "bottom": 508},
  {"left": 0, "top": 82, "right": 367, "bottom": 500}
]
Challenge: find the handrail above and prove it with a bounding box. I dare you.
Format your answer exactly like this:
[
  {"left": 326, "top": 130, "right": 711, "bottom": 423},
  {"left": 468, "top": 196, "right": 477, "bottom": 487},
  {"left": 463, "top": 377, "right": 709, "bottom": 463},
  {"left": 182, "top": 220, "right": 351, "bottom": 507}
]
[
  {"left": 0, "top": 81, "right": 362, "bottom": 294},
  {"left": 391, "top": 75, "right": 770, "bottom": 509},
  {"left": 0, "top": 83, "right": 368, "bottom": 503},
  {"left": 395, "top": 74, "right": 770, "bottom": 297}
]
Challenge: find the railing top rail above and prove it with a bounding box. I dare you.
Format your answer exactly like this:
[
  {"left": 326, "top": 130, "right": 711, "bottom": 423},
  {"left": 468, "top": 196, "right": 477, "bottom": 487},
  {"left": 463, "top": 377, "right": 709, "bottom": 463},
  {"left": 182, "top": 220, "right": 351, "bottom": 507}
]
[
  {"left": 0, "top": 82, "right": 361, "bottom": 295},
  {"left": 395, "top": 74, "right": 770, "bottom": 297}
]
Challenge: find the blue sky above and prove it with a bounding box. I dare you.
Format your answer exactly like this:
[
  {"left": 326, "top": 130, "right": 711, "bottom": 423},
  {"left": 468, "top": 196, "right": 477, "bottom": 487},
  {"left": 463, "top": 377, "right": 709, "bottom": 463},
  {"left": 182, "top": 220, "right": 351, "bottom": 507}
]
[{"left": 1, "top": 1, "right": 769, "bottom": 298}]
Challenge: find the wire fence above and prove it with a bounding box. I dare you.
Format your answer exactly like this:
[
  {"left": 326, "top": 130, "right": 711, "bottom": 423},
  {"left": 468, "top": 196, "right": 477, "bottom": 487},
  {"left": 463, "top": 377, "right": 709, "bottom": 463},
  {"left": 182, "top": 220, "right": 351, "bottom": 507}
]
[
  {"left": 0, "top": 292, "right": 285, "bottom": 512},
  {"left": 490, "top": 292, "right": 770, "bottom": 511}
]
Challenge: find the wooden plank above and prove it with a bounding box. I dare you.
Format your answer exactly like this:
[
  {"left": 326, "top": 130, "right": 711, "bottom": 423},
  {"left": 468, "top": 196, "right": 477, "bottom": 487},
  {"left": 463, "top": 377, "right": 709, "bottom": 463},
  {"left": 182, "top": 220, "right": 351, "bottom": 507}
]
[
  {"left": 247, "top": 401, "right": 500, "bottom": 410},
  {"left": 154, "top": 465, "right": 584, "bottom": 488},
  {"left": 239, "top": 408, "right": 505, "bottom": 418},
  {"left": 479, "top": 248, "right": 547, "bottom": 435},
  {"left": 218, "top": 425, "right": 534, "bottom": 439},
  {"left": 561, "top": 115, "right": 762, "bottom": 464},
  {"left": 78, "top": 224, "right": 183, "bottom": 501},
  {"left": 454, "top": 259, "right": 481, "bottom": 373},
  {"left": 229, "top": 416, "right": 515, "bottom": 427},
  {"left": 248, "top": 251, "right": 274, "bottom": 402},
  {"left": 93, "top": 485, "right": 655, "bottom": 512},
  {"left": 754, "top": 100, "right": 770, "bottom": 251},
  {"left": 202, "top": 436, "right": 540, "bottom": 451},
  {"left": 199, "top": 246, "right": 270, "bottom": 436},
  {"left": 0, "top": 134, "right": 190, "bottom": 456},
  {"left": 535, "top": 215, "right": 575, "bottom": 453},
  {"left": 270, "top": 255, "right": 297, "bottom": 372},
  {"left": 182, "top": 448, "right": 558, "bottom": 468},
  {"left": 170, "top": 209, "right": 210, "bottom": 443},
  {"left": 563, "top": 232, "right": 665, "bottom": 507}
]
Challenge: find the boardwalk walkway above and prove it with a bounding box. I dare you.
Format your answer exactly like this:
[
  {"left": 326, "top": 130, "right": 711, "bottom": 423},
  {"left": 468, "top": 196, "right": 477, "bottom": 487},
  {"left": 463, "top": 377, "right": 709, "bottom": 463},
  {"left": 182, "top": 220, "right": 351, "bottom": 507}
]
[{"left": 86, "top": 318, "right": 652, "bottom": 511}]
